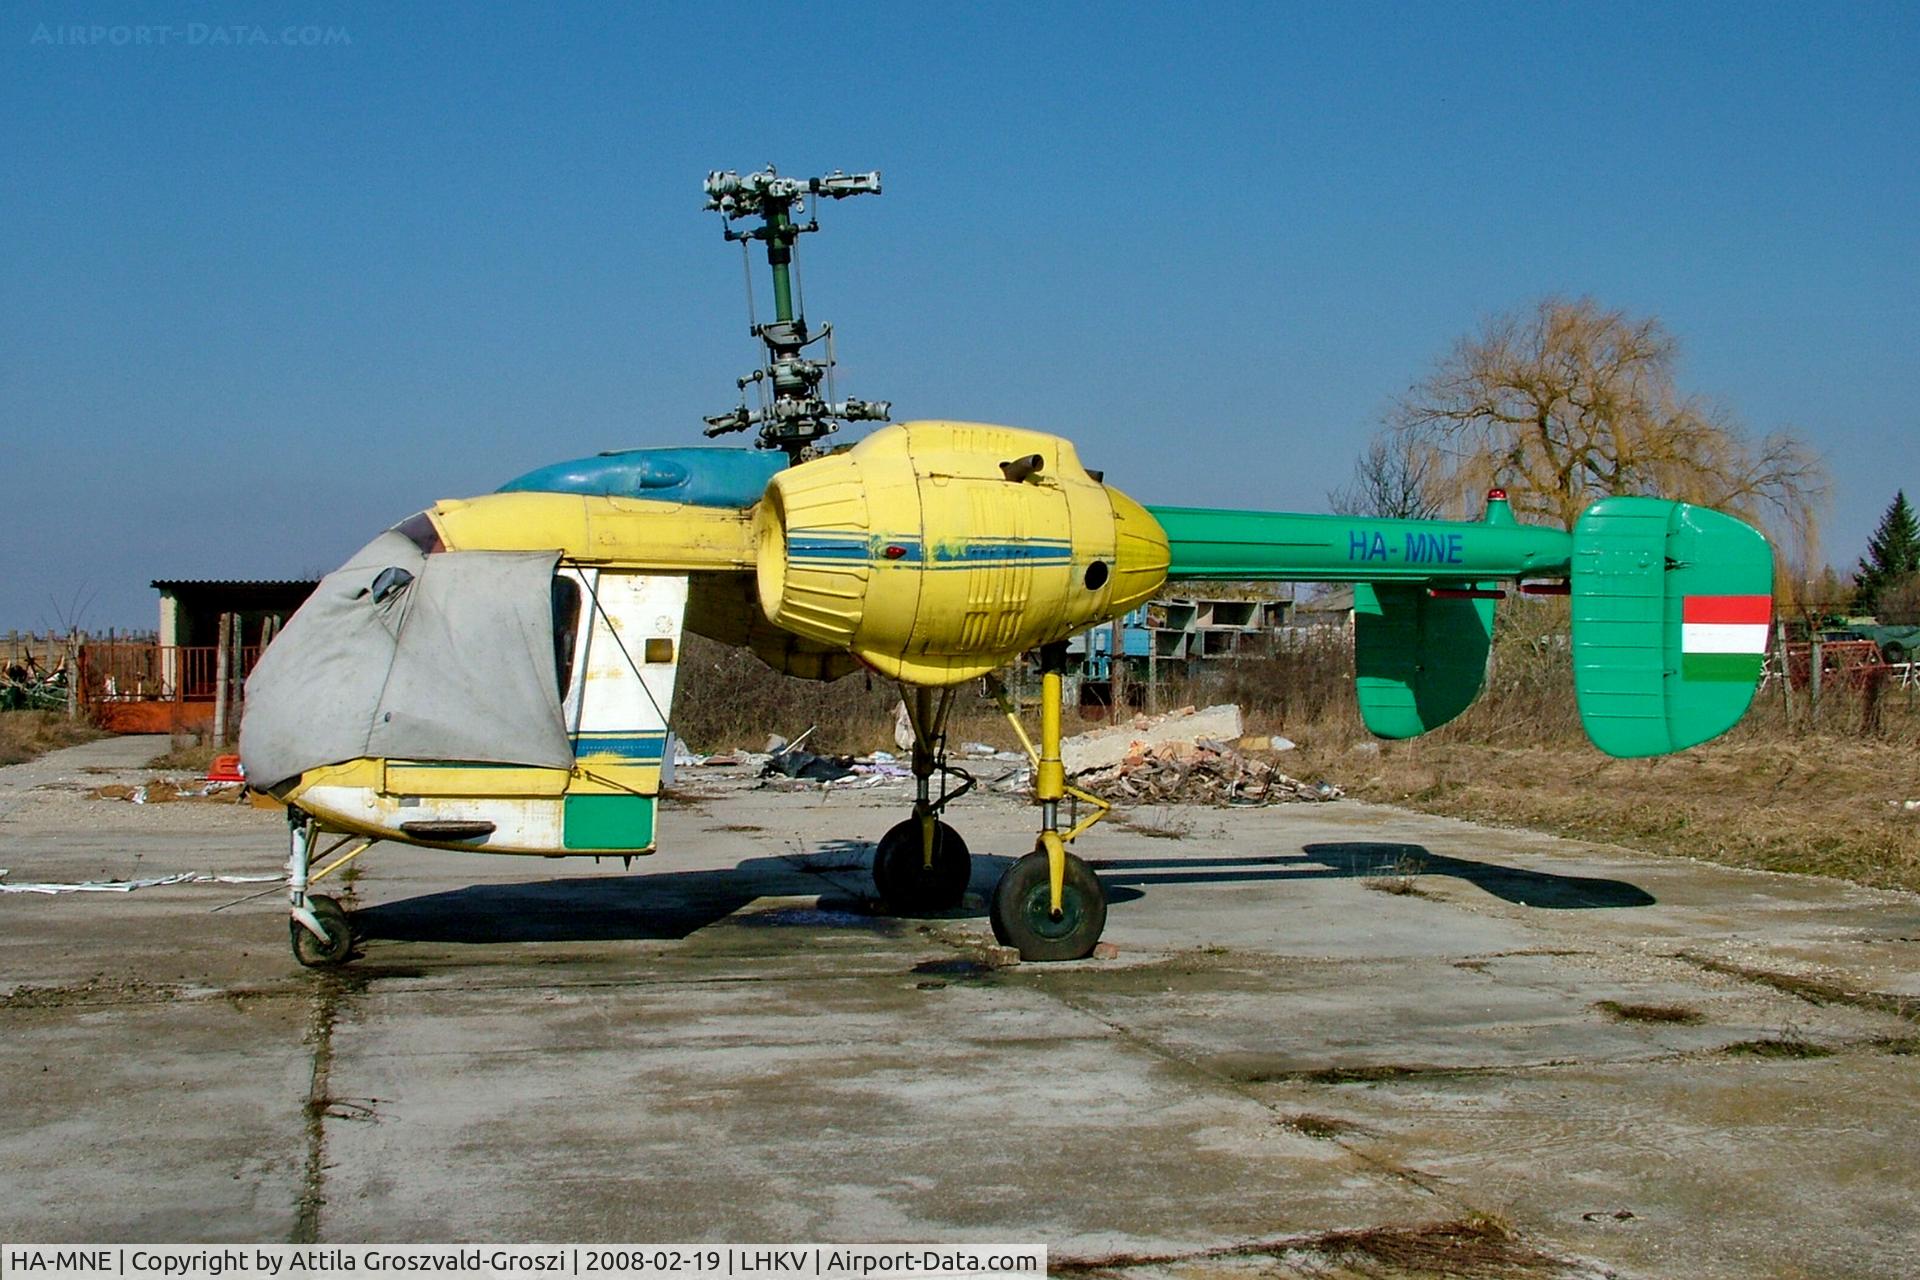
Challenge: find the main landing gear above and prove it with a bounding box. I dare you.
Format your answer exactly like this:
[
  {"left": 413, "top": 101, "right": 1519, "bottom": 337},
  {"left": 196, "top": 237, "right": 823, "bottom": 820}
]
[
  {"left": 871, "top": 686, "right": 977, "bottom": 914},
  {"left": 875, "top": 644, "right": 1112, "bottom": 961}
]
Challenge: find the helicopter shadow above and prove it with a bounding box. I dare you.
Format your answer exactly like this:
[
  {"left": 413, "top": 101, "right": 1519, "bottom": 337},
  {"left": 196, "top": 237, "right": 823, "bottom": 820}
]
[
  {"left": 349, "top": 840, "right": 1144, "bottom": 947},
  {"left": 349, "top": 836, "right": 1647, "bottom": 949},
  {"left": 1090, "top": 840, "right": 1653, "bottom": 910}
]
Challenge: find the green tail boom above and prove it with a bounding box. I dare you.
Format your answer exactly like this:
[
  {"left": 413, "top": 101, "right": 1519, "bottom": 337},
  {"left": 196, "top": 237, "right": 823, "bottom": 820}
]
[{"left": 1147, "top": 494, "right": 1773, "bottom": 758}]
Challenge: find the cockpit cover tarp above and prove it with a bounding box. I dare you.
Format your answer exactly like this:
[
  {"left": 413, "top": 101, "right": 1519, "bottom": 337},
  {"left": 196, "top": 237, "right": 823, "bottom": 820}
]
[{"left": 239, "top": 532, "right": 573, "bottom": 789}]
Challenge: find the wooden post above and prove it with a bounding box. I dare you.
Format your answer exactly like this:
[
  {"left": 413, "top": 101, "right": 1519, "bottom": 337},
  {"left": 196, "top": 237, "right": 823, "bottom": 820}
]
[
  {"left": 1775, "top": 621, "right": 1793, "bottom": 731},
  {"left": 230, "top": 613, "right": 245, "bottom": 728},
  {"left": 213, "top": 613, "right": 232, "bottom": 746},
  {"left": 1809, "top": 636, "right": 1823, "bottom": 726},
  {"left": 65, "top": 630, "right": 79, "bottom": 719}
]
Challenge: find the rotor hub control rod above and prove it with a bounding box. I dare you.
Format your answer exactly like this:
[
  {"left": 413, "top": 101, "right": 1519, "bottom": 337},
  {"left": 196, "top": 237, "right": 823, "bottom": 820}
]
[{"left": 701, "top": 167, "right": 889, "bottom": 460}]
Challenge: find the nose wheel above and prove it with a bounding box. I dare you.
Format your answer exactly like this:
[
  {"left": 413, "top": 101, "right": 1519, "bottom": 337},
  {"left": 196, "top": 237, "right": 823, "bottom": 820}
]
[{"left": 291, "top": 893, "right": 354, "bottom": 967}]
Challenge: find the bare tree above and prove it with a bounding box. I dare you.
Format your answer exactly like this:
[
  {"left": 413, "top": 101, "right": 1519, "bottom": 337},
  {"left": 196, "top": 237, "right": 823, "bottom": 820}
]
[
  {"left": 1390, "top": 297, "right": 1827, "bottom": 550},
  {"left": 1327, "top": 432, "right": 1444, "bottom": 519}
]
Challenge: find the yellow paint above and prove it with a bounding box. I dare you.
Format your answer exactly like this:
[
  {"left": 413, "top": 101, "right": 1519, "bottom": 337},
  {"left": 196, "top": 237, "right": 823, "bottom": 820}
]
[
  {"left": 428, "top": 492, "right": 757, "bottom": 570},
  {"left": 384, "top": 763, "right": 569, "bottom": 797},
  {"left": 567, "top": 763, "right": 661, "bottom": 795},
  {"left": 310, "top": 839, "right": 376, "bottom": 884},
  {"left": 755, "top": 421, "right": 1171, "bottom": 685},
  {"left": 1037, "top": 667, "right": 1065, "bottom": 802},
  {"left": 1041, "top": 829, "right": 1067, "bottom": 916}
]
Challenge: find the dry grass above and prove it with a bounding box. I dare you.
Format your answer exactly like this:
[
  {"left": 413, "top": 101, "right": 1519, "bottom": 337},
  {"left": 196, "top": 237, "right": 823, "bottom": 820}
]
[
  {"left": 1311, "top": 735, "right": 1920, "bottom": 895},
  {"left": 673, "top": 633, "right": 1022, "bottom": 755},
  {"left": 149, "top": 735, "right": 222, "bottom": 772},
  {"left": 1059, "top": 1211, "right": 1563, "bottom": 1278},
  {"left": 1722, "top": 1036, "right": 1834, "bottom": 1060},
  {"left": 0, "top": 710, "right": 103, "bottom": 766},
  {"left": 1278, "top": 1112, "right": 1364, "bottom": 1140},
  {"left": 1363, "top": 850, "right": 1431, "bottom": 897},
  {"left": 1594, "top": 999, "right": 1705, "bottom": 1025},
  {"left": 1116, "top": 808, "right": 1195, "bottom": 840}
]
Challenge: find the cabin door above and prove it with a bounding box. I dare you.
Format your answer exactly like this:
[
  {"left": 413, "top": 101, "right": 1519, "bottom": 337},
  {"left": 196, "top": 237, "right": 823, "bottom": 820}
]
[{"left": 555, "top": 569, "right": 688, "bottom": 850}]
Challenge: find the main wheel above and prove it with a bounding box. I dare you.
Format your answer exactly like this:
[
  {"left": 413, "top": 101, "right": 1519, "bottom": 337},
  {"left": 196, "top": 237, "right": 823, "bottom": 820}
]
[
  {"left": 290, "top": 893, "right": 354, "bottom": 967},
  {"left": 990, "top": 848, "right": 1107, "bottom": 961},
  {"left": 873, "top": 819, "right": 972, "bottom": 913}
]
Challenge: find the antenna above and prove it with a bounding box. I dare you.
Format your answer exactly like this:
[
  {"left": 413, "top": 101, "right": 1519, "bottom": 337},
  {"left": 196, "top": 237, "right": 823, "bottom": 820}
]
[{"left": 701, "top": 166, "right": 890, "bottom": 460}]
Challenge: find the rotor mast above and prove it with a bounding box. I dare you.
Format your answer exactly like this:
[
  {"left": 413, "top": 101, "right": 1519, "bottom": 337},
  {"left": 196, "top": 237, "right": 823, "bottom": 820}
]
[{"left": 702, "top": 167, "right": 890, "bottom": 461}]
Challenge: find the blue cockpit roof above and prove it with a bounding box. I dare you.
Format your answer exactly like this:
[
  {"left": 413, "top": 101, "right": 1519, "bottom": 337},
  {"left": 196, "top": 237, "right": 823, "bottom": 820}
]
[{"left": 498, "top": 447, "right": 785, "bottom": 509}]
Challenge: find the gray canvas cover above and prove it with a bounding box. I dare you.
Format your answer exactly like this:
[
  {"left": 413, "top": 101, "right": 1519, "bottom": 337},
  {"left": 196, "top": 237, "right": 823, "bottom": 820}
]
[{"left": 240, "top": 532, "right": 573, "bottom": 788}]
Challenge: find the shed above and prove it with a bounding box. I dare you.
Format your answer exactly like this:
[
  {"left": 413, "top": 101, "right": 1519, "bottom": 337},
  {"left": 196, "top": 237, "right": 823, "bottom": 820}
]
[{"left": 152, "top": 579, "right": 318, "bottom": 650}]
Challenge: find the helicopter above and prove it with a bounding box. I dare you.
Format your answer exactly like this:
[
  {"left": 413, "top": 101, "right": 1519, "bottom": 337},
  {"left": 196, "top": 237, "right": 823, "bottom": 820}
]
[{"left": 240, "top": 168, "right": 1774, "bottom": 967}]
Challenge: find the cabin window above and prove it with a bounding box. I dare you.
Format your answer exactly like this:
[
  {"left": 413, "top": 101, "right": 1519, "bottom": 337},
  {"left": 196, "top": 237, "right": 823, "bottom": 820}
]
[{"left": 552, "top": 575, "right": 582, "bottom": 699}]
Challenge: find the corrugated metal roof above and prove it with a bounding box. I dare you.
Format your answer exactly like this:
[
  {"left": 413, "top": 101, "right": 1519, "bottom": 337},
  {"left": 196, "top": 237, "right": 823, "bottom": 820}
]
[{"left": 150, "top": 579, "right": 319, "bottom": 590}]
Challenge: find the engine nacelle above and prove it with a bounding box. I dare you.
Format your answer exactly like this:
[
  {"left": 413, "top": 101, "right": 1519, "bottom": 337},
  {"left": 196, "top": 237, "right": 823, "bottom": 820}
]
[{"left": 755, "top": 421, "right": 1171, "bottom": 685}]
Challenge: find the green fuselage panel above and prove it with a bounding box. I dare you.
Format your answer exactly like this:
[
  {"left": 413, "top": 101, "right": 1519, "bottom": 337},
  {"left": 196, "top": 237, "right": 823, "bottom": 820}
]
[{"left": 563, "top": 794, "right": 657, "bottom": 851}]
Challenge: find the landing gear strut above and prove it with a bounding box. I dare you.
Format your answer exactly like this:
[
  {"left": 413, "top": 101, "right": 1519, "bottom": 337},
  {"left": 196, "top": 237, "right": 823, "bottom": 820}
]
[
  {"left": 985, "top": 643, "right": 1111, "bottom": 960},
  {"left": 871, "top": 687, "right": 975, "bottom": 913},
  {"left": 286, "top": 810, "right": 374, "bottom": 968}
]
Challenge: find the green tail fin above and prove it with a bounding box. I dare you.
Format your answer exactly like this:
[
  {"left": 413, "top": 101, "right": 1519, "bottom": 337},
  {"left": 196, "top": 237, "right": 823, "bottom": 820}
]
[
  {"left": 1354, "top": 582, "right": 1495, "bottom": 739},
  {"left": 1571, "top": 497, "right": 1773, "bottom": 757}
]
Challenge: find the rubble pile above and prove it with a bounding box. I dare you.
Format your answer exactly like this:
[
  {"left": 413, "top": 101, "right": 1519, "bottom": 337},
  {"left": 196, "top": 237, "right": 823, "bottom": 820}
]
[
  {"left": 1059, "top": 705, "right": 1341, "bottom": 807},
  {"left": 1076, "top": 737, "right": 1340, "bottom": 806}
]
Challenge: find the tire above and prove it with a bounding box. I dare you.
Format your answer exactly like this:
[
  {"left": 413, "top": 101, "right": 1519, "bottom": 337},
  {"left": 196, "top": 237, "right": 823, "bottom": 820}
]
[
  {"left": 872, "top": 819, "right": 972, "bottom": 913},
  {"left": 989, "top": 849, "right": 1107, "bottom": 961},
  {"left": 290, "top": 893, "right": 354, "bottom": 967}
]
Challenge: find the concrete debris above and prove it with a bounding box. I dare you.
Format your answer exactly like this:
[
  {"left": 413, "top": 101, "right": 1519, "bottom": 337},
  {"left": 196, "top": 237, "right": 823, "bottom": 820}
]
[
  {"left": 92, "top": 780, "right": 245, "bottom": 804},
  {"left": 1077, "top": 738, "right": 1343, "bottom": 806},
  {"left": 1060, "top": 704, "right": 1245, "bottom": 775}
]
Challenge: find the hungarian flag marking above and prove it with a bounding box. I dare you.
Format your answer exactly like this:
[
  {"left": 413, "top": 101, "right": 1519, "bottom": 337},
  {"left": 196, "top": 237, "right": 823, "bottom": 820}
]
[{"left": 1681, "top": 594, "right": 1771, "bottom": 682}]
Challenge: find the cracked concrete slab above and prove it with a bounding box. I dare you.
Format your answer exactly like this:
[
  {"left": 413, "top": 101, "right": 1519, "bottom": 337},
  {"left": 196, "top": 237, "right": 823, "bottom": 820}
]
[{"left": 1, "top": 741, "right": 1916, "bottom": 1278}]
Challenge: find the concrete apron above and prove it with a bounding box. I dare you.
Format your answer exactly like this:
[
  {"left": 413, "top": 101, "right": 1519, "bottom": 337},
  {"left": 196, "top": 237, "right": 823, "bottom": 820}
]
[{"left": 0, "top": 740, "right": 1915, "bottom": 1278}]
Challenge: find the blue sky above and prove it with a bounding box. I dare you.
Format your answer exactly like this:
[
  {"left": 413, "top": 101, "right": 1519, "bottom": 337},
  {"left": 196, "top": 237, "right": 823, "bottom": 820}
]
[{"left": 3, "top": 2, "right": 1915, "bottom": 629}]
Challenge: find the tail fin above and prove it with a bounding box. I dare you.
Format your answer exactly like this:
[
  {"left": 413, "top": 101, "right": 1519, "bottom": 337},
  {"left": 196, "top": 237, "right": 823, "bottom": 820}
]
[
  {"left": 1571, "top": 497, "right": 1773, "bottom": 757},
  {"left": 1353, "top": 582, "right": 1495, "bottom": 739}
]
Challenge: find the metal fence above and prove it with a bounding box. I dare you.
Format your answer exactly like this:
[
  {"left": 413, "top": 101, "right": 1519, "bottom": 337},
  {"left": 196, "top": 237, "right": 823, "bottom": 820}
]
[{"left": 77, "top": 642, "right": 262, "bottom": 704}]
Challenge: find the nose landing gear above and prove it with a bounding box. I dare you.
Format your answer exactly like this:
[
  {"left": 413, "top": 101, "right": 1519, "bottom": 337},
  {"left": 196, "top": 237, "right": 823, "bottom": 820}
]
[{"left": 286, "top": 811, "right": 374, "bottom": 968}]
